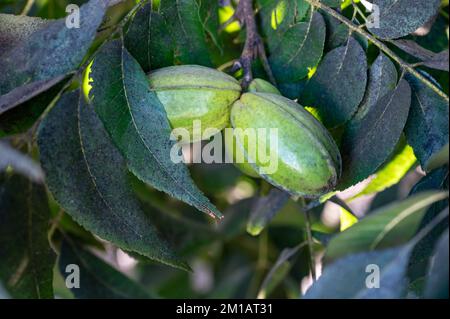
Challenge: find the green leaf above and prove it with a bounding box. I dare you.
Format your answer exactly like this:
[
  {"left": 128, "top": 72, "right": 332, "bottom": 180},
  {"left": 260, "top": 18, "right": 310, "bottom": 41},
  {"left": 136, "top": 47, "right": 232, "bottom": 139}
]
[
  {"left": 258, "top": 0, "right": 309, "bottom": 50},
  {"left": 0, "top": 173, "right": 55, "bottom": 298},
  {"left": 305, "top": 246, "right": 412, "bottom": 299},
  {"left": 247, "top": 188, "right": 291, "bottom": 236},
  {"left": 90, "top": 39, "right": 221, "bottom": 219},
  {"left": 269, "top": 11, "right": 326, "bottom": 83},
  {"left": 124, "top": 3, "right": 174, "bottom": 72},
  {"left": 325, "top": 191, "right": 449, "bottom": 262},
  {"left": 349, "top": 138, "right": 417, "bottom": 199},
  {"left": 425, "top": 143, "right": 449, "bottom": 172},
  {"left": 160, "top": 0, "right": 212, "bottom": 66},
  {"left": 0, "top": 14, "right": 48, "bottom": 53},
  {"left": 0, "top": 0, "right": 108, "bottom": 114},
  {"left": 340, "top": 207, "right": 358, "bottom": 231},
  {"left": 422, "top": 50, "right": 449, "bottom": 72},
  {"left": 404, "top": 73, "right": 449, "bottom": 172},
  {"left": 407, "top": 169, "right": 449, "bottom": 290},
  {"left": 0, "top": 142, "right": 44, "bottom": 183},
  {"left": 300, "top": 37, "right": 367, "bottom": 128},
  {"left": 258, "top": 242, "right": 305, "bottom": 299},
  {"left": 339, "top": 79, "right": 412, "bottom": 189},
  {"left": 369, "top": 0, "right": 441, "bottom": 39},
  {"left": 197, "top": 0, "right": 223, "bottom": 55},
  {"left": 0, "top": 80, "right": 65, "bottom": 137},
  {"left": 349, "top": 53, "right": 398, "bottom": 121},
  {"left": 424, "top": 228, "right": 449, "bottom": 299},
  {"left": 326, "top": 23, "right": 368, "bottom": 51},
  {"left": 392, "top": 39, "right": 437, "bottom": 62},
  {"left": 59, "top": 240, "right": 153, "bottom": 299},
  {"left": 38, "top": 90, "right": 187, "bottom": 271}
]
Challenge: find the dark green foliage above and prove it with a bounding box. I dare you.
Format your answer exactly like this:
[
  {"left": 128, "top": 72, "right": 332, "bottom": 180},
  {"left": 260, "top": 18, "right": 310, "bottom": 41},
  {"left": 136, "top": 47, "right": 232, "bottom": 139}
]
[
  {"left": 0, "top": 13, "right": 48, "bottom": 51},
  {"left": 324, "top": 192, "right": 448, "bottom": 263},
  {"left": 0, "top": 173, "right": 55, "bottom": 298},
  {"left": 0, "top": 0, "right": 448, "bottom": 300},
  {"left": 407, "top": 168, "right": 449, "bottom": 292},
  {"left": 339, "top": 79, "right": 411, "bottom": 189},
  {"left": 0, "top": 80, "right": 65, "bottom": 137},
  {"left": 404, "top": 73, "right": 449, "bottom": 171},
  {"left": 0, "top": 0, "right": 107, "bottom": 113},
  {"left": 305, "top": 246, "right": 412, "bottom": 299},
  {"left": 269, "top": 11, "right": 326, "bottom": 83},
  {"left": 59, "top": 240, "right": 153, "bottom": 299},
  {"left": 160, "top": 0, "right": 213, "bottom": 66},
  {"left": 369, "top": 0, "right": 441, "bottom": 39},
  {"left": 300, "top": 37, "right": 367, "bottom": 128},
  {"left": 38, "top": 90, "right": 187, "bottom": 270},
  {"left": 247, "top": 188, "right": 290, "bottom": 236},
  {"left": 424, "top": 229, "right": 449, "bottom": 299},
  {"left": 0, "top": 142, "right": 43, "bottom": 182},
  {"left": 124, "top": 3, "right": 174, "bottom": 72}
]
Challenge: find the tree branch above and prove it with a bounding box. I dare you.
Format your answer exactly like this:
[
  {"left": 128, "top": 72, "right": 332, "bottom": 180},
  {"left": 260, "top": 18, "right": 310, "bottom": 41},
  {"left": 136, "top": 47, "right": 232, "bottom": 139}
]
[
  {"left": 305, "top": 0, "right": 449, "bottom": 102},
  {"left": 228, "top": 0, "right": 276, "bottom": 88}
]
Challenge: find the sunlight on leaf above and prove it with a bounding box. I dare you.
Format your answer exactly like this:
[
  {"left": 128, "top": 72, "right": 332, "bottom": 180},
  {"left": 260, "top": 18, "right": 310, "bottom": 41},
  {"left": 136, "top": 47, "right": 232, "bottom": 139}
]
[
  {"left": 304, "top": 106, "right": 322, "bottom": 121},
  {"left": 82, "top": 60, "right": 93, "bottom": 102},
  {"left": 219, "top": 5, "right": 240, "bottom": 33},
  {"left": 271, "top": 0, "right": 287, "bottom": 30},
  {"left": 307, "top": 66, "right": 317, "bottom": 79},
  {"left": 340, "top": 208, "right": 358, "bottom": 231},
  {"left": 350, "top": 143, "right": 417, "bottom": 200}
]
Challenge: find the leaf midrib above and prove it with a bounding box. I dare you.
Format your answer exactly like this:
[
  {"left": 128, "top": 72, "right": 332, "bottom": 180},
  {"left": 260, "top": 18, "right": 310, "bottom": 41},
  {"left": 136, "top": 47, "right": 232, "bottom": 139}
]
[
  {"left": 119, "top": 44, "right": 218, "bottom": 218},
  {"left": 76, "top": 93, "right": 145, "bottom": 241}
]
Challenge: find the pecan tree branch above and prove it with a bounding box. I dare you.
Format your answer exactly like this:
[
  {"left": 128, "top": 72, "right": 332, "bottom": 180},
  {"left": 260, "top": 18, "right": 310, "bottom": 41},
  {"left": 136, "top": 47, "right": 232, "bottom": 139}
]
[{"left": 229, "top": 0, "right": 276, "bottom": 89}]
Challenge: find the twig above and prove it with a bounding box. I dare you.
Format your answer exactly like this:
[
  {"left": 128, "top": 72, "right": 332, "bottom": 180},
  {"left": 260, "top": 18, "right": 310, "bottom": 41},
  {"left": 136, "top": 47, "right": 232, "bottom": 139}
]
[
  {"left": 20, "top": 0, "right": 34, "bottom": 15},
  {"left": 298, "top": 198, "right": 317, "bottom": 281},
  {"left": 227, "top": 0, "right": 276, "bottom": 88},
  {"left": 305, "top": 0, "right": 449, "bottom": 103}
]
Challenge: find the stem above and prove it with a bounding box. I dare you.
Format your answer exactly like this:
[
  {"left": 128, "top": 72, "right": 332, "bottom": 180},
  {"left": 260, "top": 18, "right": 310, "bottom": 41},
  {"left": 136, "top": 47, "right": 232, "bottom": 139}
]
[
  {"left": 304, "top": 210, "right": 316, "bottom": 281},
  {"left": 299, "top": 198, "right": 317, "bottom": 281},
  {"left": 305, "top": 0, "right": 449, "bottom": 103},
  {"left": 228, "top": 0, "right": 276, "bottom": 88},
  {"left": 20, "top": 0, "right": 34, "bottom": 15}
]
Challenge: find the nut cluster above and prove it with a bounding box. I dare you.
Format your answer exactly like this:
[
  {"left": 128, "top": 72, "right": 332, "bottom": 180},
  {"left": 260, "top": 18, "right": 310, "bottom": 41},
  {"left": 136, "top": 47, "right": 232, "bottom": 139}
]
[{"left": 148, "top": 65, "right": 342, "bottom": 197}]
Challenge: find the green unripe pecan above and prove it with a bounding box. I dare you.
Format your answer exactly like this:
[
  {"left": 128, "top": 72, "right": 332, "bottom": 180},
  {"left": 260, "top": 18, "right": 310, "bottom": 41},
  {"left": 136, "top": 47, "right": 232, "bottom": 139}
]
[
  {"left": 230, "top": 92, "right": 341, "bottom": 197},
  {"left": 148, "top": 65, "right": 242, "bottom": 142},
  {"left": 248, "top": 78, "right": 281, "bottom": 95},
  {"left": 225, "top": 79, "right": 281, "bottom": 178}
]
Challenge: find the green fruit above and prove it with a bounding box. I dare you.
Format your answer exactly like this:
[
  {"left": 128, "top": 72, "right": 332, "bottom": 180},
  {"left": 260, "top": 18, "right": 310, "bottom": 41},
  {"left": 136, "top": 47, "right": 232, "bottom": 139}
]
[
  {"left": 224, "top": 131, "right": 260, "bottom": 178},
  {"left": 230, "top": 92, "right": 341, "bottom": 197},
  {"left": 225, "top": 79, "right": 280, "bottom": 178},
  {"left": 248, "top": 78, "right": 281, "bottom": 95},
  {"left": 148, "top": 65, "right": 242, "bottom": 142}
]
